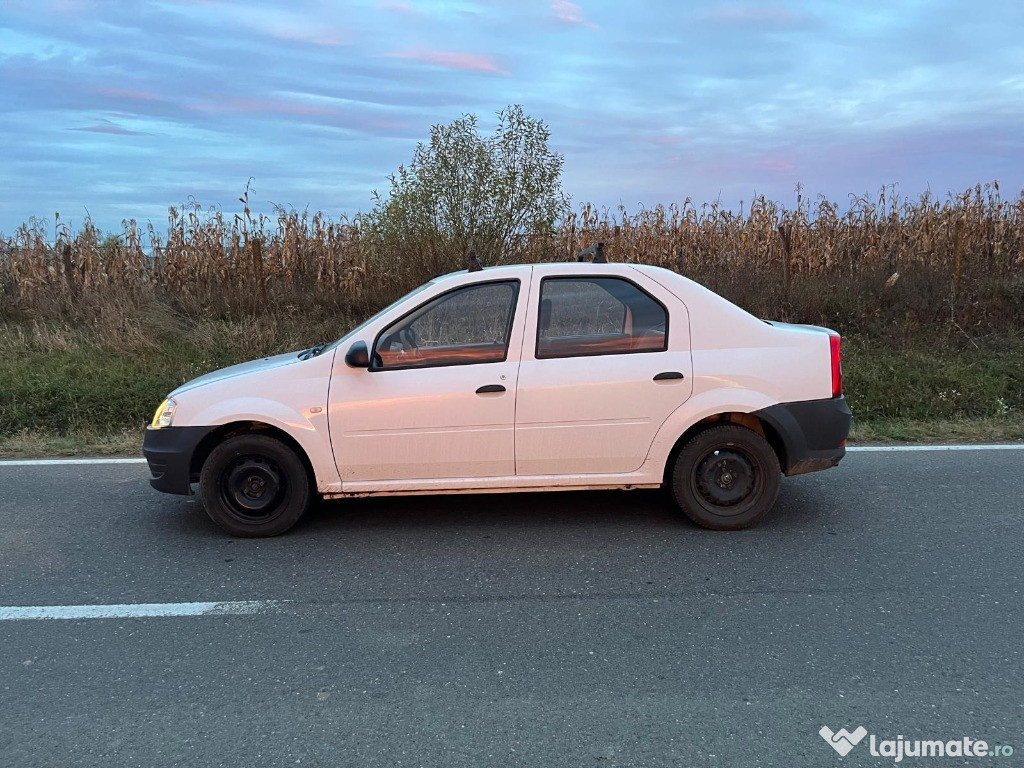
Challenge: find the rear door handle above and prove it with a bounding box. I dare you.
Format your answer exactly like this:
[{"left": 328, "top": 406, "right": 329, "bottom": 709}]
[
  {"left": 653, "top": 371, "right": 685, "bottom": 381},
  {"left": 475, "top": 384, "right": 506, "bottom": 394}
]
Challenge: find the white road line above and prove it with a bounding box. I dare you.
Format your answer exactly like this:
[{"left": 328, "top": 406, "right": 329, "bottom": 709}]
[
  {"left": 0, "top": 458, "right": 148, "bottom": 466},
  {"left": 846, "top": 444, "right": 1024, "bottom": 452},
  {"left": 0, "top": 600, "right": 280, "bottom": 621}
]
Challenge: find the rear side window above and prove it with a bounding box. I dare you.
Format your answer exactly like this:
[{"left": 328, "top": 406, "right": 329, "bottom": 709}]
[{"left": 536, "top": 277, "right": 668, "bottom": 358}]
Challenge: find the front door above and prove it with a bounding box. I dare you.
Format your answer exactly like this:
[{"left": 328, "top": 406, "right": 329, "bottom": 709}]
[
  {"left": 515, "top": 270, "right": 693, "bottom": 476},
  {"left": 330, "top": 277, "right": 527, "bottom": 483}
]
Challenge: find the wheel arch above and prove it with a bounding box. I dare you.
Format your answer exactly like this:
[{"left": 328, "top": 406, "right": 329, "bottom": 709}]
[
  {"left": 661, "top": 412, "right": 787, "bottom": 484},
  {"left": 189, "top": 421, "right": 317, "bottom": 487}
]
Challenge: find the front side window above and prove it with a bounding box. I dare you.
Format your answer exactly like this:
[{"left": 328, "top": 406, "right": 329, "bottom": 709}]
[
  {"left": 373, "top": 280, "right": 519, "bottom": 369},
  {"left": 536, "top": 277, "right": 667, "bottom": 358}
]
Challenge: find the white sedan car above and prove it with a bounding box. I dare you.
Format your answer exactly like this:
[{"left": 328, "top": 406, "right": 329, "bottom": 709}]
[{"left": 144, "top": 256, "right": 850, "bottom": 536}]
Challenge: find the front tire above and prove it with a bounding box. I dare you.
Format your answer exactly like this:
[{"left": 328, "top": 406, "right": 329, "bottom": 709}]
[
  {"left": 199, "top": 434, "right": 311, "bottom": 537},
  {"left": 670, "top": 424, "right": 781, "bottom": 531}
]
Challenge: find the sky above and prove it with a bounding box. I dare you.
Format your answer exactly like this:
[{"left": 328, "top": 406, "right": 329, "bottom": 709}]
[{"left": 1, "top": 0, "right": 1022, "bottom": 236}]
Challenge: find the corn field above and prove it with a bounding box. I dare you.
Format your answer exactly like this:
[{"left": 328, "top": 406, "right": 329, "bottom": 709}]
[{"left": 2, "top": 183, "right": 1022, "bottom": 340}]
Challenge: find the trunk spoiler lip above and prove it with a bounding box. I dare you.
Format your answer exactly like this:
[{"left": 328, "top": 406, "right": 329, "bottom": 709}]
[{"left": 762, "top": 320, "right": 838, "bottom": 335}]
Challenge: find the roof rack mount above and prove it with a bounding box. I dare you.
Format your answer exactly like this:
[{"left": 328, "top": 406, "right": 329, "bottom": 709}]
[{"left": 575, "top": 242, "right": 607, "bottom": 264}]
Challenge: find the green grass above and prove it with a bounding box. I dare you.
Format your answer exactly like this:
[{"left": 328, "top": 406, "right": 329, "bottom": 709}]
[
  {"left": 0, "top": 312, "right": 352, "bottom": 437},
  {"left": 849, "top": 415, "right": 1024, "bottom": 443},
  {"left": 1, "top": 316, "right": 1021, "bottom": 457},
  {"left": 843, "top": 335, "right": 1024, "bottom": 421}
]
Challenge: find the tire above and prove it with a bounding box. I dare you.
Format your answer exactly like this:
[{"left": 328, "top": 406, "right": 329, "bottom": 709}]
[
  {"left": 670, "top": 424, "right": 781, "bottom": 531},
  {"left": 198, "top": 434, "right": 311, "bottom": 537}
]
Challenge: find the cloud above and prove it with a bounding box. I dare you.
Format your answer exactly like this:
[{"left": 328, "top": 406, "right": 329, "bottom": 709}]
[
  {"left": 47, "top": 0, "right": 92, "bottom": 15},
  {"left": 389, "top": 48, "right": 509, "bottom": 75},
  {"left": 550, "top": 0, "right": 597, "bottom": 29},
  {"left": 171, "top": 4, "right": 353, "bottom": 48},
  {"left": 272, "top": 30, "right": 348, "bottom": 47},
  {"left": 73, "top": 120, "right": 149, "bottom": 136},
  {"left": 187, "top": 98, "right": 338, "bottom": 118},
  {"left": 753, "top": 155, "right": 796, "bottom": 173},
  {"left": 94, "top": 87, "right": 163, "bottom": 103},
  {"left": 704, "top": 5, "right": 804, "bottom": 26},
  {"left": 380, "top": 1, "right": 418, "bottom": 15},
  {"left": 1, "top": 0, "right": 1023, "bottom": 234}
]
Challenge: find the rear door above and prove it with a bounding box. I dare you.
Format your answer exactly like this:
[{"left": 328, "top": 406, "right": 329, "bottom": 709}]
[{"left": 514, "top": 267, "right": 692, "bottom": 476}]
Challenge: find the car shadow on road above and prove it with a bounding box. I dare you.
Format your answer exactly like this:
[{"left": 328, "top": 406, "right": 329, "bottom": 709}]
[
  {"left": 305, "top": 488, "right": 682, "bottom": 531},
  {"left": 161, "top": 474, "right": 838, "bottom": 540},
  {"left": 291, "top": 478, "right": 835, "bottom": 536}
]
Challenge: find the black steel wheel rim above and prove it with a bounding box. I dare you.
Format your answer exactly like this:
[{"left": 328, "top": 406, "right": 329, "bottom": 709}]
[
  {"left": 693, "top": 447, "right": 757, "bottom": 513},
  {"left": 220, "top": 455, "right": 286, "bottom": 522}
]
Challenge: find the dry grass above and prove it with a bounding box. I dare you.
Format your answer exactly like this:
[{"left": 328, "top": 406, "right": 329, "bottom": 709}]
[
  {"left": 3, "top": 182, "right": 1021, "bottom": 341},
  {"left": 2, "top": 182, "right": 1021, "bottom": 451}
]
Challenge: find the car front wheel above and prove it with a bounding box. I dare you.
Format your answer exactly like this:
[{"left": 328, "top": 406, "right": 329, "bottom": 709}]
[
  {"left": 670, "top": 424, "right": 781, "bottom": 531},
  {"left": 199, "top": 433, "right": 311, "bottom": 537}
]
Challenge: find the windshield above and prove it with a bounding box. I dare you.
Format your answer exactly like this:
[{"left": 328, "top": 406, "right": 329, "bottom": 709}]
[{"left": 321, "top": 281, "right": 436, "bottom": 354}]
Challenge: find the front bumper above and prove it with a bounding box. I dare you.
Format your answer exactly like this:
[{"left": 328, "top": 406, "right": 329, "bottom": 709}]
[
  {"left": 143, "top": 426, "right": 210, "bottom": 494},
  {"left": 754, "top": 396, "right": 852, "bottom": 476}
]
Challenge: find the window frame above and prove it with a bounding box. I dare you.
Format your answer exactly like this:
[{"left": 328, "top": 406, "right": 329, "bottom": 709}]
[
  {"left": 369, "top": 278, "right": 522, "bottom": 372},
  {"left": 534, "top": 275, "right": 670, "bottom": 360}
]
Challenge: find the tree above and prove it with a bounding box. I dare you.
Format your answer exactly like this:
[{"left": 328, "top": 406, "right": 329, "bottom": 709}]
[{"left": 362, "top": 105, "right": 569, "bottom": 294}]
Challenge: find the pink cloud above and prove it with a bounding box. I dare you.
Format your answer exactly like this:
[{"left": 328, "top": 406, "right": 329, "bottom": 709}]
[
  {"left": 652, "top": 136, "right": 682, "bottom": 146},
  {"left": 390, "top": 49, "right": 509, "bottom": 75},
  {"left": 550, "top": 0, "right": 597, "bottom": 28}
]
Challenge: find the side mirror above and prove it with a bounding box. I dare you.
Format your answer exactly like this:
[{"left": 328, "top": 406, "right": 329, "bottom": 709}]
[{"left": 345, "top": 340, "right": 370, "bottom": 368}]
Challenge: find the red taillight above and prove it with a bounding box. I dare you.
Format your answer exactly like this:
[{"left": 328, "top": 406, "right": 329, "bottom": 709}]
[{"left": 829, "top": 334, "right": 843, "bottom": 398}]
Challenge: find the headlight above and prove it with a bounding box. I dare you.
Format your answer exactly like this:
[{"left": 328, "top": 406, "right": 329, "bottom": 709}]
[{"left": 151, "top": 398, "right": 177, "bottom": 428}]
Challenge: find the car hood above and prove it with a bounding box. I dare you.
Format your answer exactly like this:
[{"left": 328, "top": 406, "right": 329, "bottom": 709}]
[{"left": 170, "top": 351, "right": 304, "bottom": 396}]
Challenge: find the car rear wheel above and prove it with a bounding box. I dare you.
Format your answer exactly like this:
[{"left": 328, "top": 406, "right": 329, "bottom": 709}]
[
  {"left": 670, "top": 424, "right": 781, "bottom": 531},
  {"left": 199, "top": 434, "right": 311, "bottom": 537}
]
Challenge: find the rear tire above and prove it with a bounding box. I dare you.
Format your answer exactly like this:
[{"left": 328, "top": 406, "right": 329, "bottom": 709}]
[
  {"left": 199, "top": 434, "right": 311, "bottom": 537},
  {"left": 670, "top": 424, "right": 781, "bottom": 531}
]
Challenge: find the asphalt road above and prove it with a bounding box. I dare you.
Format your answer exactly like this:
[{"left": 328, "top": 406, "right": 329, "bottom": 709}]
[{"left": 1, "top": 450, "right": 1022, "bottom": 767}]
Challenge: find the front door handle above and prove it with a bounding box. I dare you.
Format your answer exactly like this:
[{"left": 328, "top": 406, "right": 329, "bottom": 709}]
[
  {"left": 653, "top": 371, "right": 685, "bottom": 381},
  {"left": 475, "top": 384, "right": 506, "bottom": 394}
]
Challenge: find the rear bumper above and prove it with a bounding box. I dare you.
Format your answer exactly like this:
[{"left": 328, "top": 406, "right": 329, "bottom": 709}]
[
  {"left": 143, "top": 426, "right": 210, "bottom": 494},
  {"left": 754, "top": 396, "right": 852, "bottom": 476}
]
